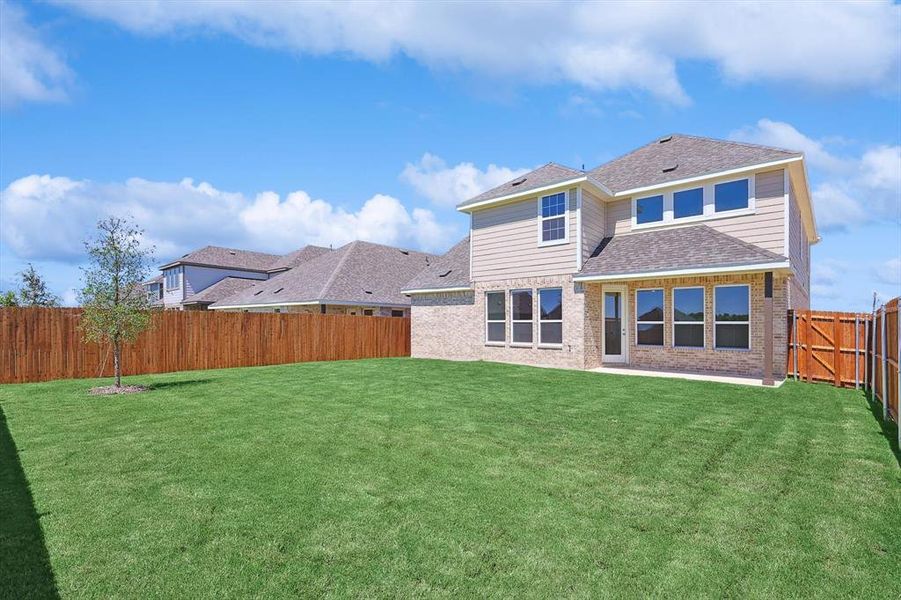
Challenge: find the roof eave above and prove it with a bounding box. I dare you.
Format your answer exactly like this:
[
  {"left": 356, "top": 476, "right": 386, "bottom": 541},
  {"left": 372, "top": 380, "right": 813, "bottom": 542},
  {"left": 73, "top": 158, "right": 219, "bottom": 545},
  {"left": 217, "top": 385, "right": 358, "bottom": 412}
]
[
  {"left": 456, "top": 176, "right": 609, "bottom": 213},
  {"left": 787, "top": 159, "right": 820, "bottom": 244},
  {"left": 401, "top": 286, "right": 473, "bottom": 295},
  {"left": 209, "top": 299, "right": 411, "bottom": 310},
  {"left": 574, "top": 261, "right": 791, "bottom": 283},
  {"left": 158, "top": 260, "right": 271, "bottom": 273}
]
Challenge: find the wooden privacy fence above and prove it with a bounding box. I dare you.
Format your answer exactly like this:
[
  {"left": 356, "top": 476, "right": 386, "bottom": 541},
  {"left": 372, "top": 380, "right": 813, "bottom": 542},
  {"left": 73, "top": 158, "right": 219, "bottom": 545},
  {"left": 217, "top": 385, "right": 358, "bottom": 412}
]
[
  {"left": 788, "top": 297, "right": 899, "bottom": 445},
  {"left": 0, "top": 308, "right": 411, "bottom": 384}
]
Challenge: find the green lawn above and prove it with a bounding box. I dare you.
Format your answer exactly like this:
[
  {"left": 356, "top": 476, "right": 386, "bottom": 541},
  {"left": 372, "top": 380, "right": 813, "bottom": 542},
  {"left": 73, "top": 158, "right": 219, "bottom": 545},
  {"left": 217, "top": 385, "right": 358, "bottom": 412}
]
[{"left": 1, "top": 359, "right": 898, "bottom": 598}]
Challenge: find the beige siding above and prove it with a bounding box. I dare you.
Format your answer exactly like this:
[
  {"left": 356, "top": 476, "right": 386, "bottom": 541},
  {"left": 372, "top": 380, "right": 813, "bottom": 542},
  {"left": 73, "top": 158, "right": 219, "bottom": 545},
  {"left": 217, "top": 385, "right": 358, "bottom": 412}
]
[
  {"left": 603, "top": 169, "right": 787, "bottom": 255},
  {"left": 787, "top": 179, "right": 811, "bottom": 309},
  {"left": 471, "top": 188, "right": 578, "bottom": 281},
  {"left": 581, "top": 188, "right": 606, "bottom": 263}
]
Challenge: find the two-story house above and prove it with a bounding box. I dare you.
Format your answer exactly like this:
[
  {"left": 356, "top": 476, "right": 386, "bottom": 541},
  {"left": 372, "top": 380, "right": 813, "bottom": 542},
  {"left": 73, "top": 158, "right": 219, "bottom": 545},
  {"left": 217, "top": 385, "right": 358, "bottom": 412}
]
[{"left": 403, "top": 134, "right": 817, "bottom": 384}]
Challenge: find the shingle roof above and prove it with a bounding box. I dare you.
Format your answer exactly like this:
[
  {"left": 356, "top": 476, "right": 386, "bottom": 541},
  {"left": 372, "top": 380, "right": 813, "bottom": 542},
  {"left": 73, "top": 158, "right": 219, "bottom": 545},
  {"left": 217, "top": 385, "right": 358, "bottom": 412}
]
[
  {"left": 267, "top": 245, "right": 332, "bottom": 272},
  {"left": 579, "top": 225, "right": 786, "bottom": 278},
  {"left": 160, "top": 245, "right": 281, "bottom": 271},
  {"left": 457, "top": 163, "right": 584, "bottom": 209},
  {"left": 455, "top": 134, "right": 802, "bottom": 209},
  {"left": 182, "top": 277, "right": 258, "bottom": 305},
  {"left": 589, "top": 134, "right": 801, "bottom": 194},
  {"left": 402, "top": 237, "right": 471, "bottom": 292},
  {"left": 210, "top": 241, "right": 435, "bottom": 308}
]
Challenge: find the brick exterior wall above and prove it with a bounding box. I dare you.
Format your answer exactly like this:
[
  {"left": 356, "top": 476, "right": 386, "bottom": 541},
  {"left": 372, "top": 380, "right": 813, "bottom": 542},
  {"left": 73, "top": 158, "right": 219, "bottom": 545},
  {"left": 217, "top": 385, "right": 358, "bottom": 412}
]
[
  {"left": 583, "top": 272, "right": 787, "bottom": 378},
  {"left": 412, "top": 272, "right": 788, "bottom": 380},
  {"left": 410, "top": 275, "right": 585, "bottom": 368}
]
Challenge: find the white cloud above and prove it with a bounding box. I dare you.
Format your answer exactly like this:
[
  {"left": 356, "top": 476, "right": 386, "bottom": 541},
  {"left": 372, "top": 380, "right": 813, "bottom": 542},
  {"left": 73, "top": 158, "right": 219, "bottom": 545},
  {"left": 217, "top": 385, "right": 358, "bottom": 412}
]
[
  {"left": 0, "top": 174, "right": 458, "bottom": 263},
  {"left": 731, "top": 119, "right": 901, "bottom": 229},
  {"left": 54, "top": 1, "right": 901, "bottom": 104},
  {"left": 400, "top": 153, "right": 528, "bottom": 207},
  {"left": 811, "top": 259, "right": 847, "bottom": 300},
  {"left": 875, "top": 257, "right": 901, "bottom": 287},
  {"left": 0, "top": 0, "right": 74, "bottom": 107}
]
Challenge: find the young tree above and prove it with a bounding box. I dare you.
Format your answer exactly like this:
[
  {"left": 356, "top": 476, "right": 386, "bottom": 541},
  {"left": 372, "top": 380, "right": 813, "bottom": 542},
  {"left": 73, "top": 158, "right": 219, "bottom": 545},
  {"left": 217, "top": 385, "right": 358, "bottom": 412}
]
[
  {"left": 79, "top": 217, "right": 155, "bottom": 388},
  {"left": 17, "top": 264, "right": 60, "bottom": 306},
  {"left": 0, "top": 290, "right": 18, "bottom": 307}
]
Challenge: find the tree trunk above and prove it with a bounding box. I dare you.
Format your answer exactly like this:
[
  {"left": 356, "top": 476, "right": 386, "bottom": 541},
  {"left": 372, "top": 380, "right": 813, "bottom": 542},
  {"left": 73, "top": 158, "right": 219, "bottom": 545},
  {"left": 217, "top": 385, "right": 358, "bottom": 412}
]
[{"left": 114, "top": 340, "right": 121, "bottom": 388}]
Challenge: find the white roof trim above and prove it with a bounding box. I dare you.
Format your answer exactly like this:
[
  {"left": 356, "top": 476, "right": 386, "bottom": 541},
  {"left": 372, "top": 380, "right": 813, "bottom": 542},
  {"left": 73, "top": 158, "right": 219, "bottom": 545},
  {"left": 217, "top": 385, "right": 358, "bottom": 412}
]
[
  {"left": 457, "top": 176, "right": 610, "bottom": 212},
  {"left": 612, "top": 157, "right": 803, "bottom": 198},
  {"left": 401, "top": 286, "right": 473, "bottom": 295},
  {"left": 210, "top": 300, "right": 409, "bottom": 310},
  {"left": 573, "top": 261, "right": 791, "bottom": 283}
]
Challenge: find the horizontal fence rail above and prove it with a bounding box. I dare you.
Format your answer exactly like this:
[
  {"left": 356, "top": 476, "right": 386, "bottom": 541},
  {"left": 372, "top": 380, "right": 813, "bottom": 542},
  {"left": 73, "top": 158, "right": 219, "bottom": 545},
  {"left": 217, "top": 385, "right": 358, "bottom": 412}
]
[
  {"left": 0, "top": 308, "right": 411, "bottom": 384},
  {"left": 789, "top": 297, "right": 899, "bottom": 447}
]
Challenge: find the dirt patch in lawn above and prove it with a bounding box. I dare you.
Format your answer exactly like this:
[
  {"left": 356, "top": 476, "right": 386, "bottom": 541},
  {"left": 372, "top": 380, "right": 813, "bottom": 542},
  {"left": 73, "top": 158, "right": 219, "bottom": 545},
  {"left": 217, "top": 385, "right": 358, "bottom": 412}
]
[{"left": 89, "top": 385, "right": 149, "bottom": 395}]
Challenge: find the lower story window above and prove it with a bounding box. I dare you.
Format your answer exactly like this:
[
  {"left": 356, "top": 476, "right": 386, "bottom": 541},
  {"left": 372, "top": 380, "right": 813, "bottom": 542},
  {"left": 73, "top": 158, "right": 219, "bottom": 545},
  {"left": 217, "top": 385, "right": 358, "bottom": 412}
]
[
  {"left": 673, "top": 287, "right": 705, "bottom": 348},
  {"left": 364, "top": 309, "right": 374, "bottom": 316},
  {"left": 486, "top": 291, "right": 505, "bottom": 343},
  {"left": 538, "top": 288, "right": 563, "bottom": 345},
  {"left": 636, "top": 289, "right": 664, "bottom": 346},
  {"left": 715, "top": 284, "right": 750, "bottom": 349},
  {"left": 511, "top": 289, "right": 533, "bottom": 345},
  {"left": 391, "top": 309, "right": 404, "bottom": 317}
]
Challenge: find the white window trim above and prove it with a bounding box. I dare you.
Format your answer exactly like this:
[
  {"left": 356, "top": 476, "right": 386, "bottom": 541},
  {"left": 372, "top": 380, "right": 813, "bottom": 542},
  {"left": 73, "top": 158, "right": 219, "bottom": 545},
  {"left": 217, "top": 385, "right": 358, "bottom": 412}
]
[
  {"left": 631, "top": 176, "right": 756, "bottom": 231},
  {"left": 713, "top": 283, "right": 751, "bottom": 351},
  {"left": 165, "top": 267, "right": 181, "bottom": 291},
  {"left": 537, "top": 192, "right": 569, "bottom": 247},
  {"left": 510, "top": 289, "right": 534, "bottom": 347},
  {"left": 672, "top": 286, "right": 706, "bottom": 350},
  {"left": 485, "top": 291, "right": 506, "bottom": 346},
  {"left": 635, "top": 288, "right": 665, "bottom": 347},
  {"left": 537, "top": 287, "right": 563, "bottom": 348}
]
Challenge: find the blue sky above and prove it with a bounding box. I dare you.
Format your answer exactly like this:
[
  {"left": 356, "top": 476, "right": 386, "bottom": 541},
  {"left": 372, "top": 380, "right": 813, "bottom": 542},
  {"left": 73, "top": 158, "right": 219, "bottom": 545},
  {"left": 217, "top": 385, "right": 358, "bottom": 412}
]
[{"left": 1, "top": 1, "right": 899, "bottom": 310}]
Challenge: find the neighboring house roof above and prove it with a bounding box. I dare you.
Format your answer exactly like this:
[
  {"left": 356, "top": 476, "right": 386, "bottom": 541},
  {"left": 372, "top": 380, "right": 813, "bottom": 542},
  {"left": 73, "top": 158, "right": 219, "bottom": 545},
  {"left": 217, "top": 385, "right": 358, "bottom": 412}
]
[
  {"left": 210, "top": 240, "right": 435, "bottom": 309},
  {"left": 160, "top": 245, "right": 282, "bottom": 271},
  {"left": 267, "top": 245, "right": 332, "bottom": 272},
  {"left": 588, "top": 134, "right": 801, "bottom": 194},
  {"left": 402, "top": 237, "right": 471, "bottom": 293},
  {"left": 457, "top": 163, "right": 584, "bottom": 210},
  {"left": 577, "top": 225, "right": 788, "bottom": 281},
  {"left": 143, "top": 274, "right": 163, "bottom": 286},
  {"left": 182, "top": 277, "right": 258, "bottom": 306}
]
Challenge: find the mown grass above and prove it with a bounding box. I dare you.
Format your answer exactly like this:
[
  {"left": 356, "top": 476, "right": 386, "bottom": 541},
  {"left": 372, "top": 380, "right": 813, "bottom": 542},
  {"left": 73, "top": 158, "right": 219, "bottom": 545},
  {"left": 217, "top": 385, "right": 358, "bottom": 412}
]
[{"left": 1, "top": 358, "right": 898, "bottom": 598}]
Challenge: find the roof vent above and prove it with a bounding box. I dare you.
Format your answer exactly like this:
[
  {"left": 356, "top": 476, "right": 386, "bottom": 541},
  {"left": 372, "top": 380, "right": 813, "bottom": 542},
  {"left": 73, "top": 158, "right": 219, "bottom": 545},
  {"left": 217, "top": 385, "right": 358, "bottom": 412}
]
[
  {"left": 364, "top": 290, "right": 373, "bottom": 294},
  {"left": 254, "top": 290, "right": 264, "bottom": 296},
  {"left": 228, "top": 251, "right": 236, "bottom": 255},
  {"left": 511, "top": 177, "right": 527, "bottom": 186},
  {"left": 399, "top": 250, "right": 409, "bottom": 255},
  {"left": 181, "top": 253, "right": 189, "bottom": 258},
  {"left": 273, "top": 287, "right": 283, "bottom": 294},
  {"left": 662, "top": 162, "right": 678, "bottom": 173},
  {"left": 658, "top": 135, "right": 673, "bottom": 143},
  {"left": 439, "top": 269, "right": 452, "bottom": 278}
]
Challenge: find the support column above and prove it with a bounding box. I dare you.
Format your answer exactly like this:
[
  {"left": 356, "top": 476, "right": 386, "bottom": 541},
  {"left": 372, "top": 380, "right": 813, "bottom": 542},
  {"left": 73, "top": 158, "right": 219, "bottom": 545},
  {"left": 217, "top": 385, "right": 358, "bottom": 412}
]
[{"left": 763, "top": 272, "right": 774, "bottom": 386}]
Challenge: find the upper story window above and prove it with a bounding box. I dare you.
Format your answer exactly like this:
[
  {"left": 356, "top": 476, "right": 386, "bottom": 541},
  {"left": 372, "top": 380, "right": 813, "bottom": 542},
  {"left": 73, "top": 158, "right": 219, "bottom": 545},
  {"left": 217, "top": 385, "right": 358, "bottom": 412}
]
[
  {"left": 164, "top": 267, "right": 181, "bottom": 290},
  {"left": 673, "top": 187, "right": 704, "bottom": 219},
  {"left": 636, "top": 194, "right": 664, "bottom": 224},
  {"left": 714, "top": 179, "right": 750, "bottom": 213},
  {"left": 539, "top": 192, "right": 567, "bottom": 245}
]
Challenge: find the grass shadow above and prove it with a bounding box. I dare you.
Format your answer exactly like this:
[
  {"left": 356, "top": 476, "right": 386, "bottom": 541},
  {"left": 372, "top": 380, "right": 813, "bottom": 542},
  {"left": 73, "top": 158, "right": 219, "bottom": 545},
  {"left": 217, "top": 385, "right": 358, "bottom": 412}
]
[
  {"left": 146, "top": 379, "right": 214, "bottom": 392},
  {"left": 865, "top": 390, "right": 900, "bottom": 468},
  {"left": 0, "top": 407, "right": 60, "bottom": 599}
]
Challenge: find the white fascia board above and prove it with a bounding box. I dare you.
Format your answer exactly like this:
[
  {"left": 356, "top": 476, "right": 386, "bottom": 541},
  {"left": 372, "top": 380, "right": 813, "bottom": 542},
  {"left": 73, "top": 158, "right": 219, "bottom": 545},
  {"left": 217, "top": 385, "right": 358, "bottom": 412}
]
[
  {"left": 573, "top": 261, "right": 791, "bottom": 283},
  {"left": 612, "top": 157, "right": 803, "bottom": 198},
  {"left": 787, "top": 159, "right": 820, "bottom": 244},
  {"left": 401, "top": 286, "right": 473, "bottom": 295},
  {"left": 457, "top": 176, "right": 609, "bottom": 212},
  {"left": 210, "top": 300, "right": 410, "bottom": 310}
]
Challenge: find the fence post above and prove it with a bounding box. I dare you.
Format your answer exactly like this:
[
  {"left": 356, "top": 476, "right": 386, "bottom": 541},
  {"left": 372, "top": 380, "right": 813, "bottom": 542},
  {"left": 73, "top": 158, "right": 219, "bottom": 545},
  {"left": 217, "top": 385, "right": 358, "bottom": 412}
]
[
  {"left": 833, "top": 315, "right": 842, "bottom": 387},
  {"left": 792, "top": 311, "right": 798, "bottom": 380},
  {"left": 881, "top": 305, "right": 888, "bottom": 421},
  {"left": 871, "top": 310, "right": 878, "bottom": 403},
  {"left": 863, "top": 315, "right": 869, "bottom": 391},
  {"left": 854, "top": 315, "right": 859, "bottom": 389}
]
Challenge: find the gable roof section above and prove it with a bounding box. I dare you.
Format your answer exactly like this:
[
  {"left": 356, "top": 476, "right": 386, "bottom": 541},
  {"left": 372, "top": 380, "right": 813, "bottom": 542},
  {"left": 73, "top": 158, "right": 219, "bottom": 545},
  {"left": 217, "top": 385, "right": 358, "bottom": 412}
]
[
  {"left": 589, "top": 134, "right": 801, "bottom": 194},
  {"left": 210, "top": 241, "right": 435, "bottom": 309},
  {"left": 577, "top": 225, "right": 788, "bottom": 281},
  {"left": 160, "top": 245, "right": 281, "bottom": 272},
  {"left": 456, "top": 163, "right": 585, "bottom": 210},
  {"left": 402, "top": 236, "right": 471, "bottom": 293},
  {"left": 182, "top": 277, "right": 258, "bottom": 305},
  {"left": 267, "top": 245, "right": 332, "bottom": 272}
]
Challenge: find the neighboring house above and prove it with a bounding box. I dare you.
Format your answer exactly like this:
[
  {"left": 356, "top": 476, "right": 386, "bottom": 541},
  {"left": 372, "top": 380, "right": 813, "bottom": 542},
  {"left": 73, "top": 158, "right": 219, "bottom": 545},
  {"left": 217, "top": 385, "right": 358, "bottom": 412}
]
[
  {"left": 403, "top": 134, "right": 817, "bottom": 384},
  {"left": 144, "top": 274, "right": 164, "bottom": 307},
  {"left": 147, "top": 245, "right": 330, "bottom": 310},
  {"left": 208, "top": 240, "right": 433, "bottom": 316}
]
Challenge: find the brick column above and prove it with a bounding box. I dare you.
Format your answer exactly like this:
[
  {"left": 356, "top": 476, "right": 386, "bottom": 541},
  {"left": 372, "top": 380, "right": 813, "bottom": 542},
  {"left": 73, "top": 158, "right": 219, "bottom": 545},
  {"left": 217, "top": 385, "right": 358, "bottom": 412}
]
[{"left": 763, "top": 271, "right": 774, "bottom": 386}]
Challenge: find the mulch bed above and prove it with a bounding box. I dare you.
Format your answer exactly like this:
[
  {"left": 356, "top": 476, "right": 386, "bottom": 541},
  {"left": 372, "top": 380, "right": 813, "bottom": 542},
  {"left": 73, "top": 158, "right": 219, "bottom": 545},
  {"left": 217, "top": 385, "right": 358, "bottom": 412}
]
[{"left": 89, "top": 385, "right": 149, "bottom": 395}]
